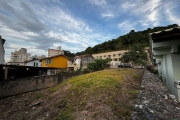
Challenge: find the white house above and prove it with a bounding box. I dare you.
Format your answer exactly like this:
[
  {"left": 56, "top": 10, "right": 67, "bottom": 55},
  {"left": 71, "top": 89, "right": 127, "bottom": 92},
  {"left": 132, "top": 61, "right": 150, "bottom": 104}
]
[
  {"left": 67, "top": 54, "right": 94, "bottom": 71},
  {"left": 150, "top": 26, "right": 180, "bottom": 102},
  {"left": 24, "top": 59, "right": 41, "bottom": 67},
  {"left": 0, "top": 36, "right": 5, "bottom": 64}
]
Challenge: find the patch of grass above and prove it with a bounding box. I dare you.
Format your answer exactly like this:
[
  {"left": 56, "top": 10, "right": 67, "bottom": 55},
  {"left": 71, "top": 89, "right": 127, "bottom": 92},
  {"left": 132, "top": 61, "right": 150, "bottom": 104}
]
[
  {"left": 34, "top": 93, "right": 46, "bottom": 99},
  {"left": 58, "top": 111, "right": 75, "bottom": 120},
  {"left": 51, "top": 69, "right": 143, "bottom": 119},
  {"left": 124, "top": 89, "right": 140, "bottom": 99},
  {"left": 49, "top": 82, "right": 66, "bottom": 93}
]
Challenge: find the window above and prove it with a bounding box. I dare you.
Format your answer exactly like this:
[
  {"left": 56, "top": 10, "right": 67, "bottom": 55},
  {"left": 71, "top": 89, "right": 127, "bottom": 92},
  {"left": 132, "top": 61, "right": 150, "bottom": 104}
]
[
  {"left": 118, "top": 54, "right": 121, "bottom": 56},
  {"left": 46, "top": 59, "right": 48, "bottom": 64},
  {"left": 108, "top": 55, "right": 111, "bottom": 58},
  {"left": 36, "top": 63, "right": 38, "bottom": 67},
  {"left": 34, "top": 62, "right": 35, "bottom": 66},
  {"left": 114, "top": 59, "right": 117, "bottom": 61},
  {"left": 100, "top": 56, "right": 102, "bottom": 58},
  {"left": 104, "top": 55, "right": 106, "bottom": 57},
  {"left": 50, "top": 59, "right": 52, "bottom": 64},
  {"left": 113, "top": 54, "right": 116, "bottom": 57}
]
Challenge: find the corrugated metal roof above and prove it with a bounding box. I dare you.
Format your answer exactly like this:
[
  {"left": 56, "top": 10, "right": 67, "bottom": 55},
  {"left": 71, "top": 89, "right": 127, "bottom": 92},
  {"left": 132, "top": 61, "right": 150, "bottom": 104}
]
[{"left": 150, "top": 26, "right": 180, "bottom": 35}]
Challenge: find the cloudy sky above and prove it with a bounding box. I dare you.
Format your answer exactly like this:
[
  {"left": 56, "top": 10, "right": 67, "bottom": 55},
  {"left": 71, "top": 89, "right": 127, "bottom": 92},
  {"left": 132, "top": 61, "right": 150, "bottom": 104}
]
[{"left": 0, "top": 0, "right": 180, "bottom": 62}]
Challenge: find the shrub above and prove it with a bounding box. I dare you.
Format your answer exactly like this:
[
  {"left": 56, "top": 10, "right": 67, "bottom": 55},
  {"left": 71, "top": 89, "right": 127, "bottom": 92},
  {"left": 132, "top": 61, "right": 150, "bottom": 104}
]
[{"left": 87, "top": 58, "right": 111, "bottom": 71}]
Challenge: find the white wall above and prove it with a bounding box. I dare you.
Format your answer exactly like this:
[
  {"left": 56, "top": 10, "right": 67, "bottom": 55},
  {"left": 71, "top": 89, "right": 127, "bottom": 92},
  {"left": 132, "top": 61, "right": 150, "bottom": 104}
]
[
  {"left": 25, "top": 60, "right": 41, "bottom": 67},
  {"left": 110, "top": 61, "right": 121, "bottom": 68},
  {"left": 171, "top": 54, "right": 180, "bottom": 101},
  {"left": 155, "top": 50, "right": 180, "bottom": 101},
  {"left": 166, "top": 54, "right": 177, "bottom": 97}
]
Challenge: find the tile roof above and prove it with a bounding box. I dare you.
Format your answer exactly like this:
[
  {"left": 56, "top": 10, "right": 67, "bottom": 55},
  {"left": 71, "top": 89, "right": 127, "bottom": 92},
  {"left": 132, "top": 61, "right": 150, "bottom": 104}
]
[
  {"left": 150, "top": 26, "right": 180, "bottom": 36},
  {"left": 39, "top": 54, "right": 70, "bottom": 61}
]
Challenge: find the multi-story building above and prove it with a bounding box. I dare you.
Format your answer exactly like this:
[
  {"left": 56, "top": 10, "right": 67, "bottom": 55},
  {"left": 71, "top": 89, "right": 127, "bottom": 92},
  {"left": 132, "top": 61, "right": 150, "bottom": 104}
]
[
  {"left": 0, "top": 36, "right": 5, "bottom": 64},
  {"left": 10, "top": 48, "right": 31, "bottom": 62},
  {"left": 48, "top": 46, "right": 64, "bottom": 57},
  {"left": 92, "top": 50, "right": 128, "bottom": 68}
]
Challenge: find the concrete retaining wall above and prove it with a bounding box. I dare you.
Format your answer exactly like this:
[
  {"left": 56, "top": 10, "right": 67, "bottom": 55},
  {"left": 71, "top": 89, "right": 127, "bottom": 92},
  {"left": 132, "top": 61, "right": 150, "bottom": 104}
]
[{"left": 0, "top": 74, "right": 78, "bottom": 98}]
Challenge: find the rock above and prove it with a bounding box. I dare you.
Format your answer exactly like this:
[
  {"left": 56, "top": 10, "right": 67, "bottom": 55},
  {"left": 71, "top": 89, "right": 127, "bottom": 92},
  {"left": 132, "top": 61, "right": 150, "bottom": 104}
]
[
  {"left": 135, "top": 104, "right": 138, "bottom": 108},
  {"left": 32, "top": 107, "right": 35, "bottom": 110},
  {"left": 142, "top": 100, "right": 150, "bottom": 104},
  {"left": 168, "top": 94, "right": 176, "bottom": 100},
  {"left": 139, "top": 105, "right": 143, "bottom": 109},
  {"left": 29, "top": 101, "right": 41, "bottom": 107},
  {"left": 132, "top": 70, "right": 180, "bottom": 120},
  {"left": 46, "top": 114, "right": 49, "bottom": 117},
  {"left": 163, "top": 110, "right": 168, "bottom": 113},
  {"left": 147, "top": 108, "right": 154, "bottom": 113},
  {"left": 164, "top": 95, "right": 168, "bottom": 99}
]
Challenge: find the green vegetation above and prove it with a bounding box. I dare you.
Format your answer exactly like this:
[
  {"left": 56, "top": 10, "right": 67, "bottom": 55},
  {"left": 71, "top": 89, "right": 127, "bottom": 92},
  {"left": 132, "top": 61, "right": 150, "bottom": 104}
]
[
  {"left": 87, "top": 58, "right": 111, "bottom": 71},
  {"left": 64, "top": 50, "right": 75, "bottom": 58},
  {"left": 50, "top": 69, "right": 143, "bottom": 119},
  {"left": 120, "top": 44, "right": 148, "bottom": 66},
  {"left": 34, "top": 93, "right": 46, "bottom": 99},
  {"left": 76, "top": 24, "right": 178, "bottom": 55}
]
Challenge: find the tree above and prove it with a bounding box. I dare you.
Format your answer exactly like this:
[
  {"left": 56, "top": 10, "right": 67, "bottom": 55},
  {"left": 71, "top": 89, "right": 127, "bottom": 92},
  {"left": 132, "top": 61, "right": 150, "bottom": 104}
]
[
  {"left": 75, "top": 24, "right": 178, "bottom": 56},
  {"left": 64, "top": 50, "right": 75, "bottom": 58},
  {"left": 120, "top": 44, "right": 148, "bottom": 66},
  {"left": 88, "top": 58, "right": 111, "bottom": 71}
]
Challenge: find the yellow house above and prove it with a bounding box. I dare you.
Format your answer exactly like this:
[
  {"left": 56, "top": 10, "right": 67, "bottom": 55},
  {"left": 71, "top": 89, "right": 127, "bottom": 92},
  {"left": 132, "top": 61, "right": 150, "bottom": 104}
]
[{"left": 40, "top": 55, "right": 69, "bottom": 68}]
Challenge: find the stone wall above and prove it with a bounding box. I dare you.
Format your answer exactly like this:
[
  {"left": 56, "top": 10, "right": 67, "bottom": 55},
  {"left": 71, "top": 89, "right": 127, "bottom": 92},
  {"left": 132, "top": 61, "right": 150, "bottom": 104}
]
[{"left": 0, "top": 74, "right": 78, "bottom": 98}]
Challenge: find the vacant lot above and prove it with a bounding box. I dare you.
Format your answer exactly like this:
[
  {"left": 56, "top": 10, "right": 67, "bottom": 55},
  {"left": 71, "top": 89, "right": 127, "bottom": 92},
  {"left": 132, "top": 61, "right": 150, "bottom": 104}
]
[{"left": 0, "top": 68, "right": 143, "bottom": 120}]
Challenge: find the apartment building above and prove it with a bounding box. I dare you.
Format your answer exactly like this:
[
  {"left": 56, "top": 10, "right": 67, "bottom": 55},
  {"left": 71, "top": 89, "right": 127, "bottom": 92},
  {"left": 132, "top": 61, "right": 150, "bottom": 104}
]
[
  {"left": 0, "top": 36, "right": 5, "bottom": 64},
  {"left": 92, "top": 50, "right": 128, "bottom": 68},
  {"left": 10, "top": 48, "right": 31, "bottom": 62},
  {"left": 48, "top": 46, "right": 64, "bottom": 57}
]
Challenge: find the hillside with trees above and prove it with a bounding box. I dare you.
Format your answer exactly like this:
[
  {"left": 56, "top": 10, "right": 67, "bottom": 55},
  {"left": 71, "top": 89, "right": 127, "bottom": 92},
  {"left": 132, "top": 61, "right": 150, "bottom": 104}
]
[{"left": 76, "top": 24, "right": 178, "bottom": 55}]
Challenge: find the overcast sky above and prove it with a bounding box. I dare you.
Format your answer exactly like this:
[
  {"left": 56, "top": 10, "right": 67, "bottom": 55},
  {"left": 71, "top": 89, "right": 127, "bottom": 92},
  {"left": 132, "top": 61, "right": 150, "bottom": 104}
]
[{"left": 0, "top": 0, "right": 180, "bottom": 62}]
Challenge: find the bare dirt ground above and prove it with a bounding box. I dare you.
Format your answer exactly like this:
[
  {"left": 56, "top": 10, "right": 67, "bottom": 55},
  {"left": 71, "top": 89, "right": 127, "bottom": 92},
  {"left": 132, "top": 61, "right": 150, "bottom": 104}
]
[{"left": 0, "top": 84, "right": 71, "bottom": 120}]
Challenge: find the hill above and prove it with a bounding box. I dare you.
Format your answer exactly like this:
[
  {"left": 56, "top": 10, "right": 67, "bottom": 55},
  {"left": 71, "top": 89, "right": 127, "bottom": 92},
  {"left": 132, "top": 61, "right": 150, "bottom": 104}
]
[
  {"left": 75, "top": 24, "right": 178, "bottom": 55},
  {"left": 0, "top": 69, "right": 143, "bottom": 120}
]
